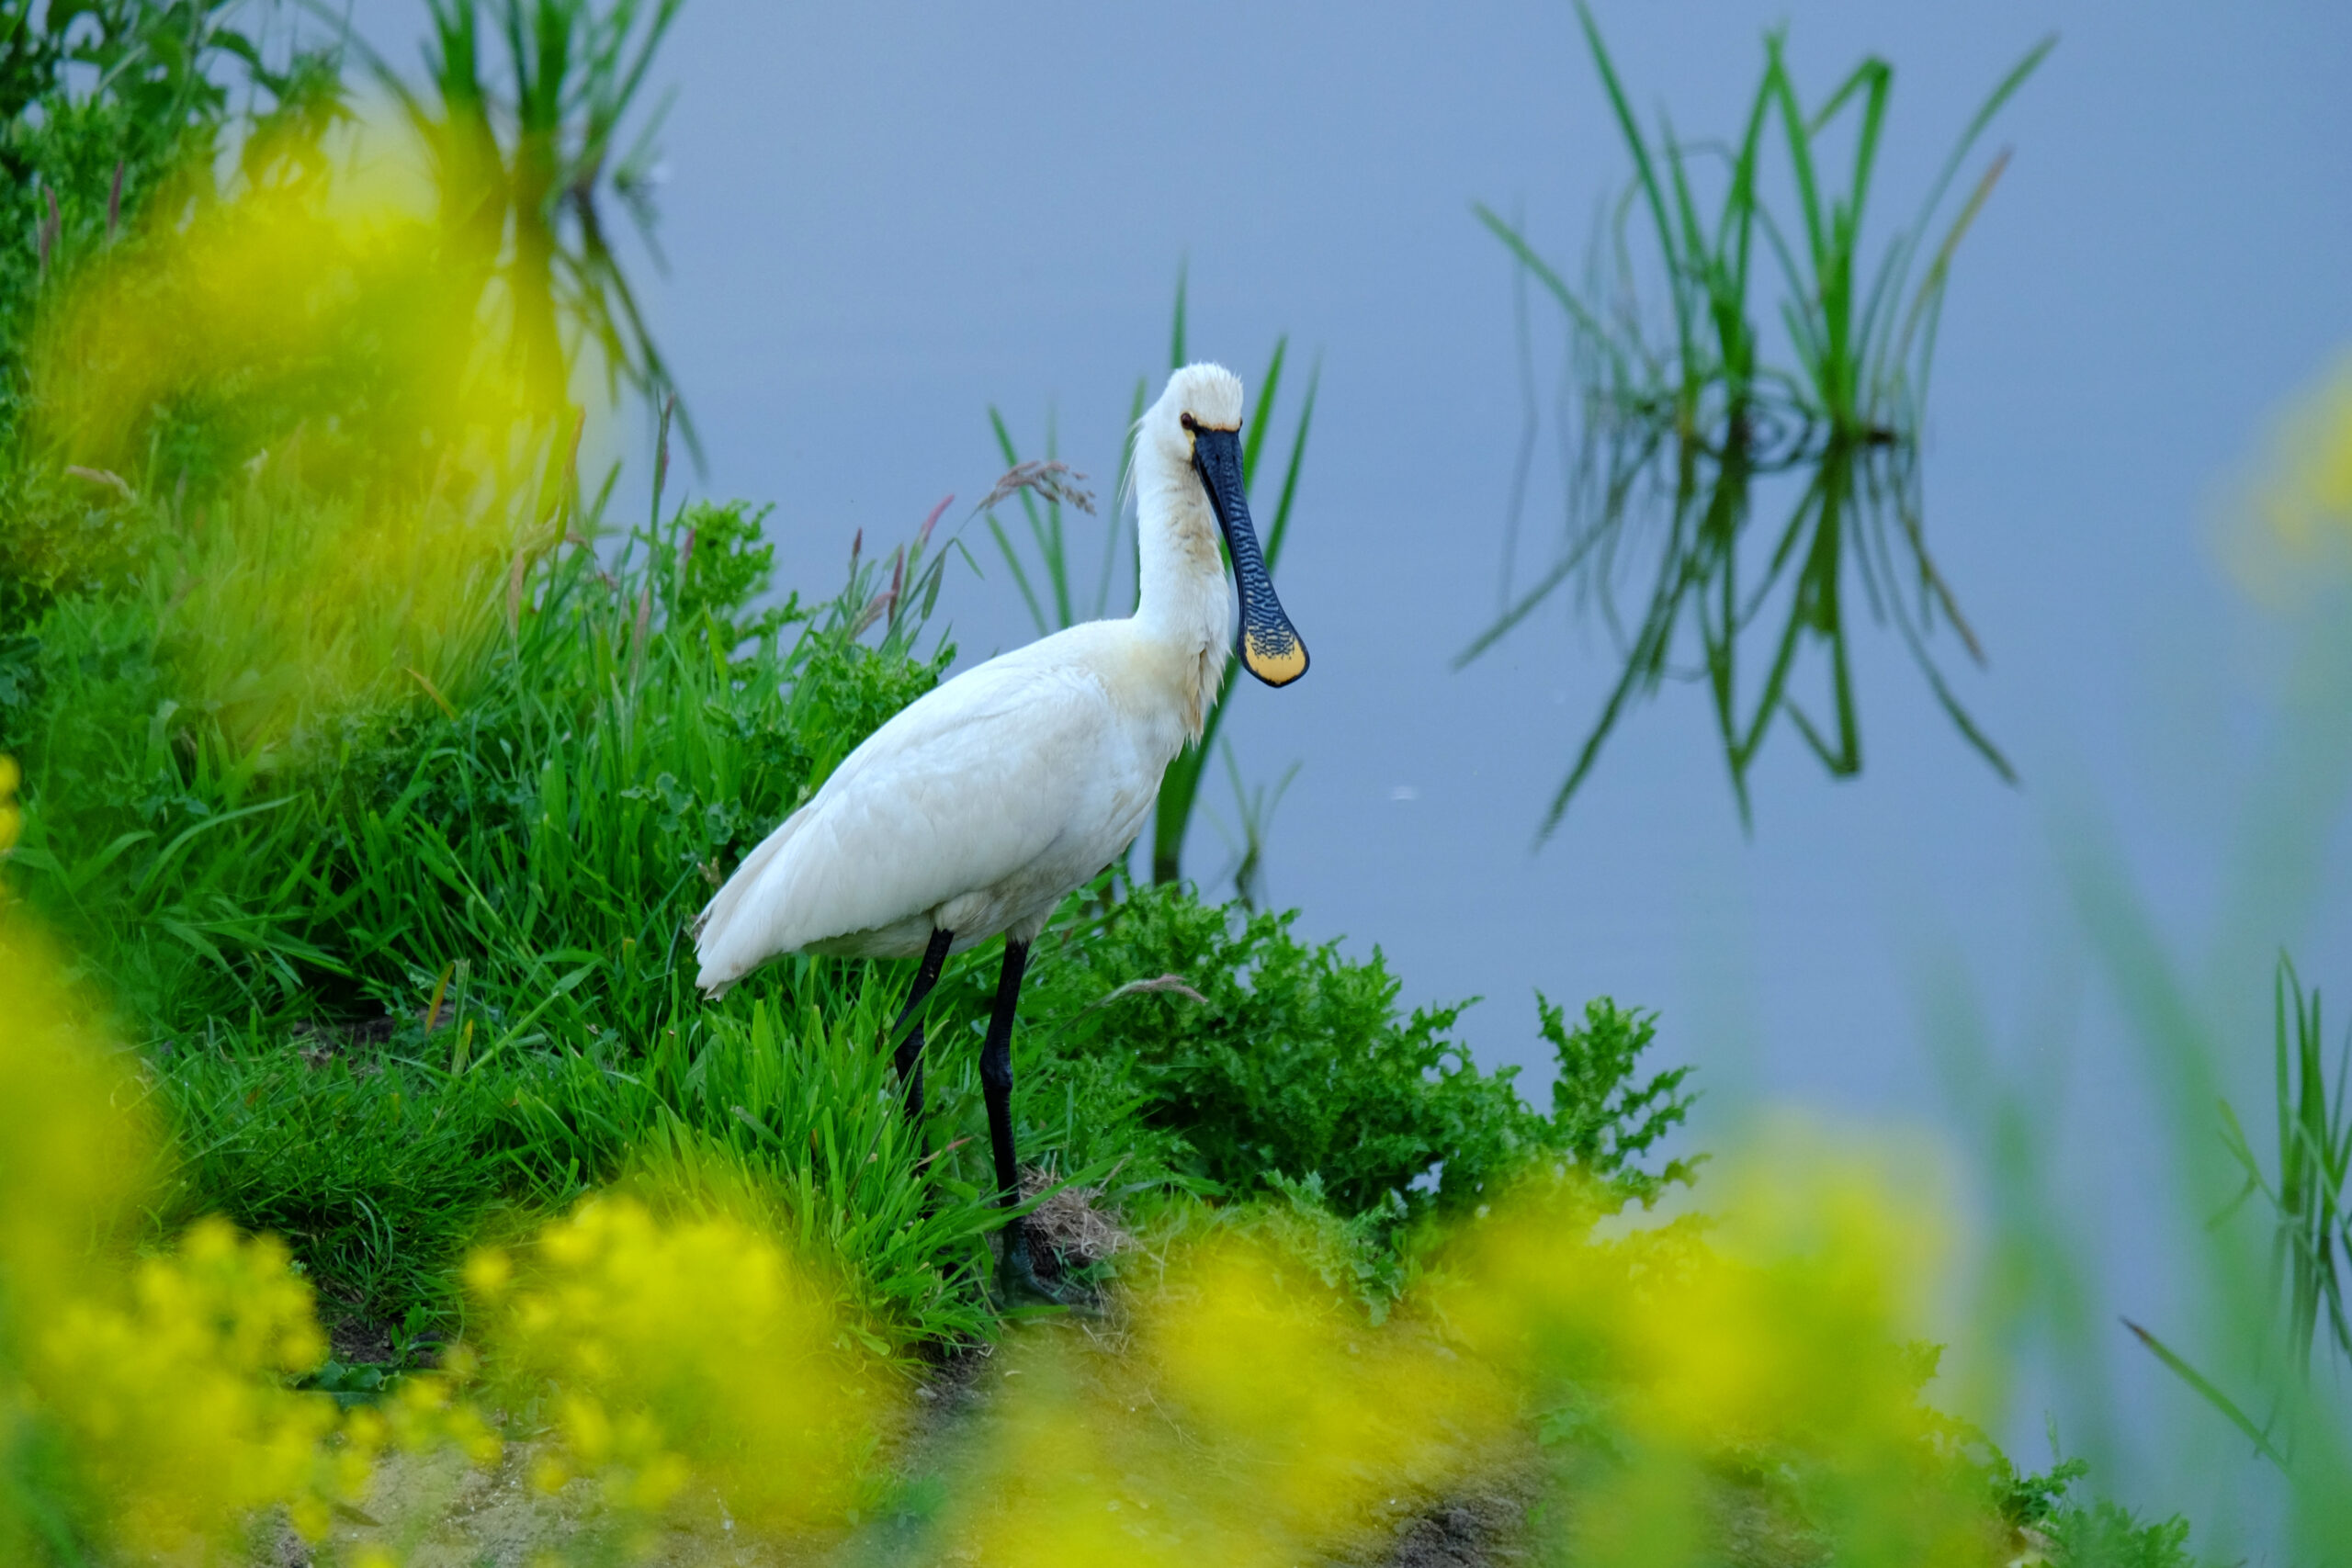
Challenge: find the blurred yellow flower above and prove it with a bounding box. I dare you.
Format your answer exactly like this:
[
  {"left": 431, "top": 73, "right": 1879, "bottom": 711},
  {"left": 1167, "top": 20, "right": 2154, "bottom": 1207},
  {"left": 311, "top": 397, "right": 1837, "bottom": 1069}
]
[
  {"left": 472, "top": 1193, "right": 888, "bottom": 1535},
  {"left": 465, "top": 1244, "right": 515, "bottom": 1299},
  {"left": 902, "top": 1134, "right": 1997, "bottom": 1567},
  {"left": 0, "top": 753, "right": 19, "bottom": 853},
  {"left": 0, "top": 915, "right": 157, "bottom": 1325},
  {"left": 2231, "top": 351, "right": 2352, "bottom": 604},
  {"left": 0, "top": 911, "right": 387, "bottom": 1556},
  {"left": 1438, "top": 1139, "right": 1993, "bottom": 1567},
  {"left": 32, "top": 122, "right": 568, "bottom": 493},
  {"left": 381, "top": 1367, "right": 503, "bottom": 1466},
  {"left": 37, "top": 1232, "right": 344, "bottom": 1549},
  {"left": 25, "top": 119, "right": 586, "bottom": 748},
  {"left": 946, "top": 1234, "right": 1512, "bottom": 1568}
]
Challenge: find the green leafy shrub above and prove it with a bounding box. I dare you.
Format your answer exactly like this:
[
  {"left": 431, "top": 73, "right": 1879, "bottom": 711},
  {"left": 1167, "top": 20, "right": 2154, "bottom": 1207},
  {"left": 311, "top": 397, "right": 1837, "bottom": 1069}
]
[
  {"left": 3, "top": 570, "right": 345, "bottom": 1024},
  {"left": 995, "top": 882, "right": 1696, "bottom": 1221},
  {"left": 1535, "top": 988, "right": 1702, "bottom": 1202},
  {"left": 1986, "top": 1452, "right": 2198, "bottom": 1568},
  {"left": 2046, "top": 1501, "right": 2196, "bottom": 1568}
]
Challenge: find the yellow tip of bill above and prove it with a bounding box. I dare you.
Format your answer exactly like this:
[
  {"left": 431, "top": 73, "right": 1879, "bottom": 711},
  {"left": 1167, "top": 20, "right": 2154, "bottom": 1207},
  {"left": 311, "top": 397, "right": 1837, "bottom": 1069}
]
[{"left": 1243, "top": 633, "right": 1309, "bottom": 688}]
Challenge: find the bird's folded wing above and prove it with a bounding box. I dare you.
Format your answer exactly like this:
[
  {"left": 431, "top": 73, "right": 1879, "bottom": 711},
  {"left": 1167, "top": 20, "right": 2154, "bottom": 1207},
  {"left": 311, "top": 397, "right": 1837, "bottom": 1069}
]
[{"left": 696, "top": 658, "right": 1118, "bottom": 972}]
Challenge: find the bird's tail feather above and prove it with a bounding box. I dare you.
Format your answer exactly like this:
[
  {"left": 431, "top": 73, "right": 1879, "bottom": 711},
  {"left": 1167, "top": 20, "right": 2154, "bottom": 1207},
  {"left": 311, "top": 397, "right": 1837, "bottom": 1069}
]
[{"left": 691, "top": 804, "right": 810, "bottom": 991}]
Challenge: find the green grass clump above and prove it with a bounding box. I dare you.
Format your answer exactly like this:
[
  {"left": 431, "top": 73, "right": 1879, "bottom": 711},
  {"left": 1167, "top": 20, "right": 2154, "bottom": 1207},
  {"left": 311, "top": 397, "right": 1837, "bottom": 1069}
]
[
  {"left": 1484, "top": 6, "right": 2047, "bottom": 448},
  {"left": 3, "top": 476, "right": 994, "bottom": 1343},
  {"left": 311, "top": 493, "right": 953, "bottom": 1051},
  {"left": 3, "top": 477, "right": 948, "bottom": 1040},
  {"left": 163, "top": 1034, "right": 519, "bottom": 1333},
  {"left": 2123, "top": 952, "right": 2352, "bottom": 1469},
  {"left": 158, "top": 970, "right": 1007, "bottom": 1351},
  {"left": 2240, "top": 955, "right": 2352, "bottom": 1377}
]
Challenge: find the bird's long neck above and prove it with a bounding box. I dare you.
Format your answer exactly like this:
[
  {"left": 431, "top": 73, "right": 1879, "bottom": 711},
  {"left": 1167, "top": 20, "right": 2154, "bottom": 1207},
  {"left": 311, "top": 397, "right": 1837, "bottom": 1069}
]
[{"left": 1130, "top": 450, "right": 1233, "bottom": 739}]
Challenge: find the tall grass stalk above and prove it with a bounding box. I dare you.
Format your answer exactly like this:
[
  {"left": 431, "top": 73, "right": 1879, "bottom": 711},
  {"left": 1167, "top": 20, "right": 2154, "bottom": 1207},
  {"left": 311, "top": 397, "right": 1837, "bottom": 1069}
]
[
  {"left": 2129, "top": 953, "right": 2352, "bottom": 1465},
  {"left": 2228, "top": 957, "right": 2352, "bottom": 1380}
]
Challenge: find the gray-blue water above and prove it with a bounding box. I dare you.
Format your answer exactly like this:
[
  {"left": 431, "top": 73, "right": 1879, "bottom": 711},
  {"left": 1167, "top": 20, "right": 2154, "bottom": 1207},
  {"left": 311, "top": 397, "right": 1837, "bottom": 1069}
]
[{"left": 351, "top": 0, "right": 2352, "bottom": 1540}]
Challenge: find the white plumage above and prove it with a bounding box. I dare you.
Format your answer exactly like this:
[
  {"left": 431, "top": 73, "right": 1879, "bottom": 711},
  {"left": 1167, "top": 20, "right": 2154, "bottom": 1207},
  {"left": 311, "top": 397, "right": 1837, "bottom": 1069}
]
[
  {"left": 693, "top": 361, "right": 1299, "bottom": 992},
  {"left": 693, "top": 629, "right": 1177, "bottom": 977}
]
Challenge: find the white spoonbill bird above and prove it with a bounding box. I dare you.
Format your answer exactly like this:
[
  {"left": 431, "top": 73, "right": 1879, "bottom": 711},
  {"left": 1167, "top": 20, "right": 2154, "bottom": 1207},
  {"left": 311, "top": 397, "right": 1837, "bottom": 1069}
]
[{"left": 692, "top": 362, "right": 1307, "bottom": 1296}]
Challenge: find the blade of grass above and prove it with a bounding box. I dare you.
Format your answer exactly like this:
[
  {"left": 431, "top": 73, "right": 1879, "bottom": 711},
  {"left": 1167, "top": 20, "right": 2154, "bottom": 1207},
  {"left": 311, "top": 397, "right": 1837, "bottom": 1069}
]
[
  {"left": 2123, "top": 1318, "right": 2289, "bottom": 1470},
  {"left": 1244, "top": 336, "right": 1287, "bottom": 487},
  {"left": 1170, "top": 258, "right": 1187, "bottom": 369},
  {"left": 1574, "top": 0, "right": 1694, "bottom": 396}
]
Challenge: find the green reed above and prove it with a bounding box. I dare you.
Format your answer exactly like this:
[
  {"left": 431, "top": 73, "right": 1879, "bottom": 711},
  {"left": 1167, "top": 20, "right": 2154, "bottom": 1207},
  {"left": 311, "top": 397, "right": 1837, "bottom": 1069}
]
[
  {"left": 1468, "top": 5, "right": 2049, "bottom": 832},
  {"left": 2124, "top": 953, "right": 2352, "bottom": 1467},
  {"left": 2235, "top": 957, "right": 2352, "bottom": 1382}
]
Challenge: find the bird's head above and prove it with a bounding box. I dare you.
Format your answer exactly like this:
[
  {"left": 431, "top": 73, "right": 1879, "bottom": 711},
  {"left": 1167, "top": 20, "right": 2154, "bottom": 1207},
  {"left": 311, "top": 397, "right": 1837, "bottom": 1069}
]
[
  {"left": 1140, "top": 362, "right": 1308, "bottom": 688},
  {"left": 1141, "top": 363, "right": 1246, "bottom": 458}
]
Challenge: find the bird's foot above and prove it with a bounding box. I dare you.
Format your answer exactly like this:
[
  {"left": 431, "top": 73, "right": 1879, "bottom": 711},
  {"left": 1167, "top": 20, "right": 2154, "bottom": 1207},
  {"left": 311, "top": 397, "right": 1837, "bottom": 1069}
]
[{"left": 992, "top": 1224, "right": 1096, "bottom": 1315}]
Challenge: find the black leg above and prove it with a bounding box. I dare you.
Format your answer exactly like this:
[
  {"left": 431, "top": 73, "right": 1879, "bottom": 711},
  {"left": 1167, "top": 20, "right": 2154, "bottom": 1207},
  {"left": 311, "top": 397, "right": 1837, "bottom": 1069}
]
[
  {"left": 978, "top": 937, "right": 1028, "bottom": 1210},
  {"left": 888, "top": 927, "right": 954, "bottom": 1123},
  {"left": 978, "top": 936, "right": 1062, "bottom": 1302}
]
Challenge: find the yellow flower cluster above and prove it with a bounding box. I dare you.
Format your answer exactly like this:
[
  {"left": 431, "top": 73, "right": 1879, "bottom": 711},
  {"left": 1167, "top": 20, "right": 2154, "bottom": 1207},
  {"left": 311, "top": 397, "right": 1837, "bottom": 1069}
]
[
  {"left": 34, "top": 1218, "right": 355, "bottom": 1550},
  {"left": 344, "top": 1352, "right": 505, "bottom": 1482},
  {"left": 0, "top": 916, "right": 157, "bottom": 1326},
  {"left": 0, "top": 910, "right": 486, "bottom": 1559},
  {"left": 946, "top": 1235, "right": 1511, "bottom": 1568},
  {"left": 32, "top": 123, "right": 568, "bottom": 490},
  {"left": 1441, "top": 1146, "right": 1993, "bottom": 1566},
  {"left": 943, "top": 1139, "right": 1990, "bottom": 1568},
  {"left": 469, "top": 1193, "right": 885, "bottom": 1536},
  {"left": 1151, "top": 1238, "right": 1510, "bottom": 1534}
]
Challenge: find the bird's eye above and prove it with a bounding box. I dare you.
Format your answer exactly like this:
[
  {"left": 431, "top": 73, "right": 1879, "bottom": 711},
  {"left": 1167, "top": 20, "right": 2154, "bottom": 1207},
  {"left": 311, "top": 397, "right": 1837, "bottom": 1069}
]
[{"left": 1180, "top": 412, "right": 1198, "bottom": 432}]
